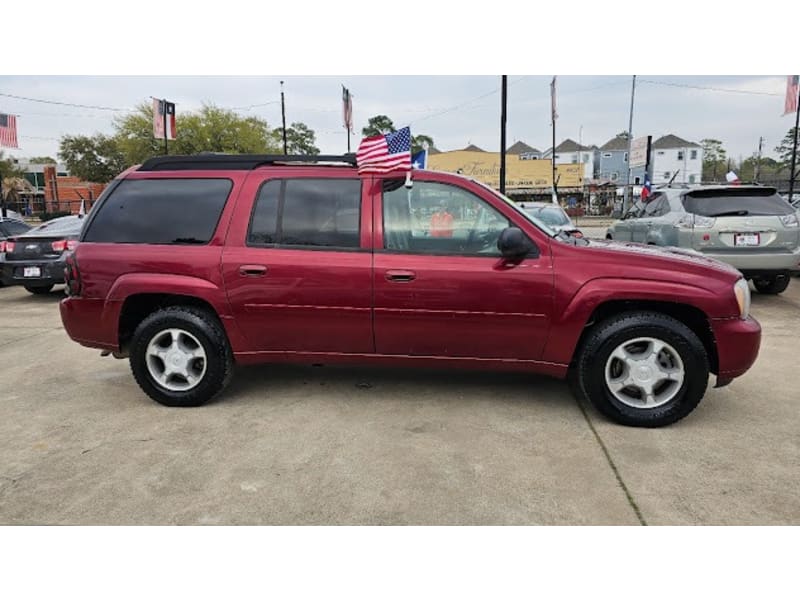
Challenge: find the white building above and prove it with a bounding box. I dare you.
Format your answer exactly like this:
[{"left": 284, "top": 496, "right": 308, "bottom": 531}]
[
  {"left": 543, "top": 139, "right": 596, "bottom": 182},
  {"left": 648, "top": 134, "right": 703, "bottom": 185}
]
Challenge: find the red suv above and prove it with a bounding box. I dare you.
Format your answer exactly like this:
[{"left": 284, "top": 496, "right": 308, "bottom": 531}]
[{"left": 59, "top": 154, "right": 761, "bottom": 427}]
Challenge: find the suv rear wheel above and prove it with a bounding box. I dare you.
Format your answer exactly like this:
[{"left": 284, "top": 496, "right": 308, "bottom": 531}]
[
  {"left": 752, "top": 274, "right": 790, "bottom": 295},
  {"left": 573, "top": 311, "right": 709, "bottom": 427},
  {"left": 129, "top": 306, "right": 233, "bottom": 407},
  {"left": 24, "top": 284, "right": 54, "bottom": 294}
]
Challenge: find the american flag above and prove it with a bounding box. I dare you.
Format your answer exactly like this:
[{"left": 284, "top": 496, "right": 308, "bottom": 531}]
[
  {"left": 342, "top": 86, "right": 353, "bottom": 133},
  {"left": 0, "top": 113, "right": 19, "bottom": 148},
  {"left": 784, "top": 75, "right": 799, "bottom": 116},
  {"left": 356, "top": 126, "right": 412, "bottom": 174}
]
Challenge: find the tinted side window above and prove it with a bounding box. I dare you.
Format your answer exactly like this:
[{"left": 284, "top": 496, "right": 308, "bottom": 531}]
[
  {"left": 84, "top": 179, "right": 232, "bottom": 244},
  {"left": 248, "top": 179, "right": 361, "bottom": 249}
]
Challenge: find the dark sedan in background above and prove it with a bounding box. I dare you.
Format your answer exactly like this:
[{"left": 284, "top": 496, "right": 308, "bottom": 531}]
[{"left": 0, "top": 216, "right": 84, "bottom": 294}]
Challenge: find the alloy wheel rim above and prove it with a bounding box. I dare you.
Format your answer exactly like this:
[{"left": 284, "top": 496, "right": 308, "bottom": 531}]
[
  {"left": 604, "top": 336, "right": 685, "bottom": 409},
  {"left": 145, "top": 328, "right": 207, "bottom": 392}
]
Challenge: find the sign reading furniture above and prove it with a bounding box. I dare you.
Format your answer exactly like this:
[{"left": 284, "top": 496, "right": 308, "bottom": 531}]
[{"left": 428, "top": 151, "right": 583, "bottom": 189}]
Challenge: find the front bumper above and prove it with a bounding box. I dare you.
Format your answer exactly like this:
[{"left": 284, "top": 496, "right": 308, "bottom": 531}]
[
  {"left": 711, "top": 315, "right": 761, "bottom": 379},
  {"left": 1, "top": 258, "right": 67, "bottom": 287},
  {"left": 697, "top": 247, "right": 800, "bottom": 273}
]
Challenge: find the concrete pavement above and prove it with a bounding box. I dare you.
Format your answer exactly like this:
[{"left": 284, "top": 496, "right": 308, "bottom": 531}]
[{"left": 0, "top": 280, "right": 798, "bottom": 525}]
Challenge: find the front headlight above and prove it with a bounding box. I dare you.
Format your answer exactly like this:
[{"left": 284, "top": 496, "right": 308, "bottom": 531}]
[{"left": 734, "top": 278, "right": 751, "bottom": 320}]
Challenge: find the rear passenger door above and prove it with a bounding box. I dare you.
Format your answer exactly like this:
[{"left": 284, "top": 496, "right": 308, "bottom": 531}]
[{"left": 221, "top": 171, "right": 374, "bottom": 354}]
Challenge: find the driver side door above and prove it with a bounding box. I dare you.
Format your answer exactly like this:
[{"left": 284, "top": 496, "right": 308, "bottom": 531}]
[{"left": 372, "top": 177, "right": 554, "bottom": 360}]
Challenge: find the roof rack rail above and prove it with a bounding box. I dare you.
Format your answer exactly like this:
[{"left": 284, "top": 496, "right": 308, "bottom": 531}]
[{"left": 138, "top": 153, "right": 357, "bottom": 171}]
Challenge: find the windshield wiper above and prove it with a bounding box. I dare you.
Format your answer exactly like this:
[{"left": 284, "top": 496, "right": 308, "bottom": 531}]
[{"left": 707, "top": 210, "right": 749, "bottom": 217}]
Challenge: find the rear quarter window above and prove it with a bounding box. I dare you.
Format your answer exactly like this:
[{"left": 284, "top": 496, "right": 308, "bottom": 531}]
[
  {"left": 83, "top": 178, "right": 232, "bottom": 244},
  {"left": 682, "top": 188, "right": 793, "bottom": 217}
]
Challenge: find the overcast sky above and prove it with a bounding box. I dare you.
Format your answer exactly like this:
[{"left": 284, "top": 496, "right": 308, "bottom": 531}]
[{"left": 0, "top": 75, "right": 793, "bottom": 163}]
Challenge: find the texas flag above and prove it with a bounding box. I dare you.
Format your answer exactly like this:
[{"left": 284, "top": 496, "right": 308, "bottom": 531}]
[
  {"left": 411, "top": 148, "right": 427, "bottom": 169},
  {"left": 641, "top": 174, "right": 652, "bottom": 201},
  {"left": 153, "top": 98, "right": 177, "bottom": 141}
]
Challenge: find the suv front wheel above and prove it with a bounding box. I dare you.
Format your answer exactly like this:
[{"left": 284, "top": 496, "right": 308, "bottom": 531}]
[
  {"left": 573, "top": 311, "right": 709, "bottom": 427},
  {"left": 129, "top": 306, "right": 233, "bottom": 407}
]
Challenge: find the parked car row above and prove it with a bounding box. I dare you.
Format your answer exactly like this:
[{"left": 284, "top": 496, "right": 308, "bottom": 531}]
[
  {"left": 606, "top": 185, "right": 800, "bottom": 294},
  {"left": 0, "top": 215, "right": 85, "bottom": 294}
]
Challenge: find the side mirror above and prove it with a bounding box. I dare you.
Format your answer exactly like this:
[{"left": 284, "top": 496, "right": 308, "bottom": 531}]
[{"left": 497, "top": 227, "right": 535, "bottom": 259}]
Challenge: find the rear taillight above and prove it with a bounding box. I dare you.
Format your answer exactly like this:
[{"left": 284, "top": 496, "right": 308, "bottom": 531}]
[
  {"left": 0, "top": 240, "right": 5, "bottom": 252},
  {"left": 51, "top": 240, "right": 67, "bottom": 252},
  {"left": 66, "top": 240, "right": 79, "bottom": 251},
  {"left": 4, "top": 241, "right": 15, "bottom": 253},
  {"left": 64, "top": 253, "right": 82, "bottom": 297},
  {"left": 572, "top": 231, "right": 584, "bottom": 238}
]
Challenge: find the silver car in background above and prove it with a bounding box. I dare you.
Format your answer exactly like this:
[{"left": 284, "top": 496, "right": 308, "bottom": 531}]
[
  {"left": 517, "top": 201, "right": 583, "bottom": 237},
  {"left": 607, "top": 185, "right": 800, "bottom": 294}
]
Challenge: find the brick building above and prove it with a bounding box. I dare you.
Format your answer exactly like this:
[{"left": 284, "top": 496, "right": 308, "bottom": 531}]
[{"left": 42, "top": 165, "right": 106, "bottom": 214}]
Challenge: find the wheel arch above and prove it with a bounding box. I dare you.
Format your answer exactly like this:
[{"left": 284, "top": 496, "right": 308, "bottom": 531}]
[{"left": 571, "top": 299, "right": 719, "bottom": 375}]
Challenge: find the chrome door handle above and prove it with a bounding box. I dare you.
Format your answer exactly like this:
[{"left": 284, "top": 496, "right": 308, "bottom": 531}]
[{"left": 385, "top": 270, "right": 416, "bottom": 282}]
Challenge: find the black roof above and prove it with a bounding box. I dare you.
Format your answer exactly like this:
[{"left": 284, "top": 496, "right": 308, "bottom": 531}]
[{"left": 139, "top": 153, "right": 357, "bottom": 171}]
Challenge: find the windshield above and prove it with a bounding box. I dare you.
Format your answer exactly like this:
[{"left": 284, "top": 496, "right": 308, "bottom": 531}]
[
  {"left": 30, "top": 217, "right": 84, "bottom": 235},
  {"left": 682, "top": 188, "right": 793, "bottom": 217},
  {"left": 469, "top": 179, "right": 557, "bottom": 236},
  {"left": 523, "top": 206, "right": 570, "bottom": 226}
]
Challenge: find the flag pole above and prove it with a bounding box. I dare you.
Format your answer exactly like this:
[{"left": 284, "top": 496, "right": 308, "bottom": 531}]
[
  {"left": 623, "top": 75, "right": 636, "bottom": 213},
  {"left": 788, "top": 82, "right": 800, "bottom": 203},
  {"left": 500, "top": 75, "right": 507, "bottom": 196},
  {"left": 162, "top": 99, "right": 168, "bottom": 155}
]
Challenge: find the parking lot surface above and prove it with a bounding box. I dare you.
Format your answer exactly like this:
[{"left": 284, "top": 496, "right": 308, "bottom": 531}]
[{"left": 0, "top": 276, "right": 798, "bottom": 525}]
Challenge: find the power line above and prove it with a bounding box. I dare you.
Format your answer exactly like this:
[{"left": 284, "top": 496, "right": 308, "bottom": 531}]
[
  {"left": 638, "top": 79, "right": 782, "bottom": 97},
  {"left": 0, "top": 91, "right": 133, "bottom": 111},
  {"left": 407, "top": 76, "right": 528, "bottom": 126}
]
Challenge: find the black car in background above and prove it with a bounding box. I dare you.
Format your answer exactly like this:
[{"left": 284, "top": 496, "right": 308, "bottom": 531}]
[
  {"left": 0, "top": 217, "right": 34, "bottom": 287},
  {"left": 0, "top": 216, "right": 84, "bottom": 294}
]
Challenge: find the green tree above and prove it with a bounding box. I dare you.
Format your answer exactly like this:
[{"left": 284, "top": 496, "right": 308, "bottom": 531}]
[
  {"left": 737, "top": 156, "right": 780, "bottom": 182},
  {"left": 615, "top": 131, "right": 630, "bottom": 140},
  {"left": 0, "top": 151, "right": 24, "bottom": 180},
  {"left": 775, "top": 127, "right": 799, "bottom": 169},
  {"left": 412, "top": 134, "right": 434, "bottom": 155},
  {"left": 361, "top": 115, "right": 435, "bottom": 154},
  {"left": 272, "top": 122, "right": 320, "bottom": 154},
  {"left": 58, "top": 134, "right": 127, "bottom": 183},
  {"left": 700, "top": 139, "right": 727, "bottom": 182},
  {"left": 112, "top": 102, "right": 281, "bottom": 166},
  {"left": 27, "top": 156, "right": 58, "bottom": 164},
  {"left": 362, "top": 115, "right": 396, "bottom": 137}
]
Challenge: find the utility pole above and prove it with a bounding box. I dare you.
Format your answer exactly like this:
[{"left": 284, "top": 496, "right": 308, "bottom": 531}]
[
  {"left": 755, "top": 136, "right": 763, "bottom": 183},
  {"left": 280, "top": 80, "right": 288, "bottom": 155},
  {"left": 500, "top": 75, "right": 507, "bottom": 195},
  {"left": 623, "top": 75, "right": 636, "bottom": 212}
]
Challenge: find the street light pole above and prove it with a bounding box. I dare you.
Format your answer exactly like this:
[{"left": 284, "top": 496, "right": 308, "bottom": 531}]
[{"left": 280, "top": 80, "right": 288, "bottom": 155}]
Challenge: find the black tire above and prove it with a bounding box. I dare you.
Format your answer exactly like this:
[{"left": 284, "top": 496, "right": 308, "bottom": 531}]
[
  {"left": 24, "top": 284, "right": 54, "bottom": 294},
  {"left": 129, "top": 306, "right": 233, "bottom": 407},
  {"left": 753, "top": 275, "right": 790, "bottom": 295},
  {"left": 573, "top": 311, "right": 709, "bottom": 427},
  {"left": 605, "top": 234, "right": 613, "bottom": 240}
]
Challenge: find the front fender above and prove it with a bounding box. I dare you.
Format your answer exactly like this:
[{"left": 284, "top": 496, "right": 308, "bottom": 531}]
[{"left": 543, "top": 277, "right": 726, "bottom": 366}]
